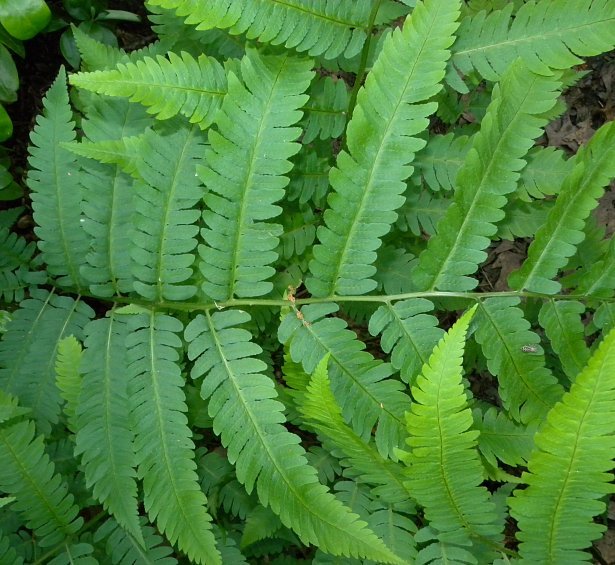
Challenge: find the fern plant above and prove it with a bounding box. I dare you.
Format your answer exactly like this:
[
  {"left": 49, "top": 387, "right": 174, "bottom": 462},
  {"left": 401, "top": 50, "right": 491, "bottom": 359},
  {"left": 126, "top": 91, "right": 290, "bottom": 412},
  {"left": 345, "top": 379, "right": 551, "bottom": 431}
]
[{"left": 1, "top": 0, "right": 615, "bottom": 563}]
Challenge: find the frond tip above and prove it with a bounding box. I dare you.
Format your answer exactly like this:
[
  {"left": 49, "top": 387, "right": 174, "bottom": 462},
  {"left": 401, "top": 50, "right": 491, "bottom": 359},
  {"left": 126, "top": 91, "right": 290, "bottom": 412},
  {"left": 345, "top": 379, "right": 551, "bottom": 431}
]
[
  {"left": 400, "top": 306, "right": 501, "bottom": 551},
  {"left": 509, "top": 323, "right": 615, "bottom": 563}
]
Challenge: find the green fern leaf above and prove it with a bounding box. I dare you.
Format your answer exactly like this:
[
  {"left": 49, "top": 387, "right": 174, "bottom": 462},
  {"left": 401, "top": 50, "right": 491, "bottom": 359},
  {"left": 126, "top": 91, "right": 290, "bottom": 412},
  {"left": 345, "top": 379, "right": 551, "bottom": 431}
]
[
  {"left": 0, "top": 228, "right": 36, "bottom": 272},
  {"left": 127, "top": 311, "right": 219, "bottom": 564},
  {"left": 95, "top": 517, "right": 177, "bottom": 565},
  {"left": 474, "top": 297, "right": 563, "bottom": 423},
  {"left": 302, "top": 76, "right": 348, "bottom": 143},
  {"left": 185, "top": 309, "right": 403, "bottom": 564},
  {"left": 0, "top": 532, "right": 23, "bottom": 565},
  {"left": 27, "top": 68, "right": 88, "bottom": 289},
  {"left": 508, "top": 121, "right": 615, "bottom": 294},
  {"left": 538, "top": 300, "right": 589, "bottom": 380},
  {"left": 509, "top": 323, "right": 615, "bottom": 563},
  {"left": 410, "top": 61, "right": 561, "bottom": 291},
  {"left": 306, "top": 0, "right": 461, "bottom": 297},
  {"left": 77, "top": 98, "right": 152, "bottom": 296},
  {"left": 367, "top": 506, "right": 417, "bottom": 564},
  {"left": 368, "top": 299, "right": 444, "bottom": 385},
  {"left": 571, "top": 236, "right": 615, "bottom": 299},
  {"left": 69, "top": 52, "right": 227, "bottom": 128},
  {"left": 278, "top": 303, "right": 411, "bottom": 459},
  {"left": 75, "top": 315, "right": 142, "bottom": 545},
  {"left": 54, "top": 335, "right": 82, "bottom": 435},
  {"left": 449, "top": 0, "right": 615, "bottom": 90},
  {"left": 373, "top": 246, "right": 416, "bottom": 294},
  {"left": 241, "top": 505, "right": 283, "bottom": 548},
  {"left": 516, "top": 146, "right": 573, "bottom": 202},
  {"left": 413, "top": 133, "right": 471, "bottom": 192},
  {"left": 475, "top": 406, "right": 537, "bottom": 470},
  {"left": 0, "top": 419, "right": 83, "bottom": 547},
  {"left": 399, "top": 306, "right": 501, "bottom": 548},
  {"left": 396, "top": 191, "right": 449, "bottom": 237},
  {"left": 496, "top": 198, "right": 552, "bottom": 240},
  {"left": 132, "top": 123, "right": 205, "bottom": 301},
  {"left": 0, "top": 290, "right": 93, "bottom": 434},
  {"left": 286, "top": 144, "right": 330, "bottom": 206},
  {"left": 146, "top": 0, "right": 369, "bottom": 59},
  {"left": 297, "top": 355, "right": 411, "bottom": 505},
  {"left": 0, "top": 389, "right": 30, "bottom": 425},
  {"left": 198, "top": 49, "right": 313, "bottom": 300},
  {"left": 64, "top": 135, "right": 143, "bottom": 179},
  {"left": 48, "top": 543, "right": 96, "bottom": 565}
]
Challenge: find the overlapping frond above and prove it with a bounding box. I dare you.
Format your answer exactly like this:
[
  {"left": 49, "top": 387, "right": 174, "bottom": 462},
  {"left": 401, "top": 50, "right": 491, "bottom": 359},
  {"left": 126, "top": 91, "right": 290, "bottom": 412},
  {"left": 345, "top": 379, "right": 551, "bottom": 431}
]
[
  {"left": 508, "top": 121, "right": 615, "bottom": 294},
  {"left": 95, "top": 517, "right": 177, "bottom": 565},
  {"left": 54, "top": 335, "right": 82, "bottom": 435},
  {"left": 395, "top": 191, "right": 449, "bottom": 238},
  {"left": 127, "top": 312, "right": 219, "bottom": 564},
  {"left": 516, "top": 147, "right": 573, "bottom": 201},
  {"left": 0, "top": 228, "right": 41, "bottom": 301},
  {"left": 538, "top": 300, "right": 589, "bottom": 380},
  {"left": 278, "top": 303, "right": 411, "bottom": 458},
  {"left": 0, "top": 533, "right": 23, "bottom": 565},
  {"left": 27, "top": 68, "right": 88, "bottom": 289},
  {"left": 75, "top": 315, "right": 141, "bottom": 544},
  {"left": 400, "top": 307, "right": 501, "bottom": 549},
  {"left": 296, "top": 356, "right": 411, "bottom": 504},
  {"left": 368, "top": 299, "right": 444, "bottom": 385},
  {"left": 509, "top": 324, "right": 615, "bottom": 563},
  {"left": 132, "top": 124, "right": 205, "bottom": 301},
  {"left": 410, "top": 61, "right": 561, "bottom": 291},
  {"left": 146, "top": 0, "right": 369, "bottom": 59},
  {"left": 69, "top": 52, "right": 227, "bottom": 128},
  {"left": 185, "top": 309, "right": 403, "bottom": 564},
  {"left": 412, "top": 133, "right": 471, "bottom": 192},
  {"left": 306, "top": 0, "right": 461, "bottom": 297},
  {"left": 0, "top": 290, "right": 93, "bottom": 434},
  {"left": 475, "top": 407, "right": 537, "bottom": 471},
  {"left": 65, "top": 135, "right": 143, "bottom": 179},
  {"left": 286, "top": 145, "right": 330, "bottom": 206},
  {"left": 497, "top": 199, "right": 552, "bottom": 240},
  {"left": 449, "top": 0, "right": 615, "bottom": 90},
  {"left": 0, "top": 418, "right": 83, "bottom": 547},
  {"left": 474, "top": 298, "right": 563, "bottom": 423},
  {"left": 302, "top": 76, "right": 348, "bottom": 143},
  {"left": 198, "top": 49, "right": 313, "bottom": 300}
]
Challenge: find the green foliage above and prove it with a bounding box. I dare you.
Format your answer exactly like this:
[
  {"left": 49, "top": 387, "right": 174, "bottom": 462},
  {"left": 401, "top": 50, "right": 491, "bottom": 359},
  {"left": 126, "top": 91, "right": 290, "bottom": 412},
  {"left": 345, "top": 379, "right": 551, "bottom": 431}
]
[{"left": 1, "top": 0, "right": 615, "bottom": 562}]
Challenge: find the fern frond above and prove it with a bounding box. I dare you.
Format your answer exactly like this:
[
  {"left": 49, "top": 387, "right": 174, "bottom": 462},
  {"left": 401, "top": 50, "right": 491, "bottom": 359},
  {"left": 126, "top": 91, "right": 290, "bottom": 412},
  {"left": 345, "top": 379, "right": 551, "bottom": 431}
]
[
  {"left": 475, "top": 406, "right": 537, "bottom": 470},
  {"left": 367, "top": 505, "right": 417, "bottom": 564},
  {"left": 54, "top": 335, "right": 82, "bottom": 435},
  {"left": 496, "top": 199, "right": 552, "bottom": 240},
  {"left": 475, "top": 297, "right": 563, "bottom": 423},
  {"left": 241, "top": 505, "right": 283, "bottom": 548},
  {"left": 69, "top": 52, "right": 227, "bottom": 128},
  {"left": 368, "top": 299, "right": 444, "bottom": 385},
  {"left": 449, "top": 0, "right": 615, "bottom": 90},
  {"left": 373, "top": 246, "right": 416, "bottom": 294},
  {"left": 279, "top": 209, "right": 317, "bottom": 261},
  {"left": 95, "top": 517, "right": 177, "bottom": 565},
  {"left": 65, "top": 135, "right": 143, "bottom": 178},
  {"left": 509, "top": 323, "right": 615, "bottom": 563},
  {"left": 72, "top": 25, "right": 126, "bottom": 71},
  {"left": 198, "top": 49, "right": 313, "bottom": 300},
  {"left": 75, "top": 315, "right": 141, "bottom": 544},
  {"left": 0, "top": 532, "right": 23, "bottom": 565},
  {"left": 410, "top": 61, "right": 561, "bottom": 291},
  {"left": 307, "top": 0, "right": 461, "bottom": 297},
  {"left": 127, "top": 311, "right": 219, "bottom": 564},
  {"left": 0, "top": 390, "right": 30, "bottom": 424},
  {"left": 48, "top": 542, "right": 95, "bottom": 564},
  {"left": 0, "top": 268, "right": 43, "bottom": 303},
  {"left": 413, "top": 133, "right": 471, "bottom": 192},
  {"left": 517, "top": 146, "right": 573, "bottom": 202},
  {"left": 286, "top": 145, "right": 330, "bottom": 206},
  {"left": 0, "top": 418, "right": 83, "bottom": 547},
  {"left": 27, "top": 68, "right": 88, "bottom": 289},
  {"left": 302, "top": 76, "right": 348, "bottom": 143},
  {"left": 297, "top": 355, "right": 411, "bottom": 505},
  {"left": 508, "top": 121, "right": 615, "bottom": 294},
  {"left": 572, "top": 236, "right": 615, "bottom": 299},
  {"left": 132, "top": 124, "right": 205, "bottom": 301},
  {"left": 0, "top": 228, "right": 36, "bottom": 272},
  {"left": 395, "top": 191, "right": 449, "bottom": 237},
  {"left": 538, "top": 299, "right": 589, "bottom": 380},
  {"left": 399, "top": 306, "right": 501, "bottom": 548},
  {"left": 278, "top": 303, "right": 411, "bottom": 459},
  {"left": 146, "top": 0, "right": 369, "bottom": 59},
  {"left": 0, "top": 290, "right": 94, "bottom": 434},
  {"left": 185, "top": 309, "right": 403, "bottom": 564}
]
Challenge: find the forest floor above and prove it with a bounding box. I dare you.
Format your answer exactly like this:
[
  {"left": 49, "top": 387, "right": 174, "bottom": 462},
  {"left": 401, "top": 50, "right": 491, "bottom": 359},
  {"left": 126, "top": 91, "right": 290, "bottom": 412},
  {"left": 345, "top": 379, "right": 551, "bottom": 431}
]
[{"left": 2, "top": 7, "right": 615, "bottom": 563}]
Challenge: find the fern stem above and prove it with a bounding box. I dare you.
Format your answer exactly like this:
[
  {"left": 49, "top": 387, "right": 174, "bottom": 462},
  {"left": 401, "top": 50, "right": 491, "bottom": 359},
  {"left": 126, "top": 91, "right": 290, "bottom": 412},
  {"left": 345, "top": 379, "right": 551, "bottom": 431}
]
[
  {"left": 345, "top": 0, "right": 384, "bottom": 125},
  {"left": 67, "top": 289, "right": 615, "bottom": 316}
]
